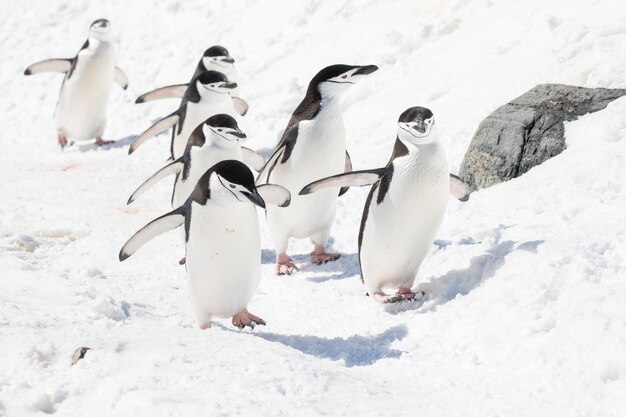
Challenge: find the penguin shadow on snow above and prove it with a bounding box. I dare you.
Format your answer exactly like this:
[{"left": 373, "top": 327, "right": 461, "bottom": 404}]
[
  {"left": 249, "top": 324, "right": 408, "bottom": 367},
  {"left": 387, "top": 225, "right": 545, "bottom": 314}
]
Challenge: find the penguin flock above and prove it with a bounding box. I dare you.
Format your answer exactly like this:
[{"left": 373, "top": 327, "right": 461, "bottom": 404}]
[{"left": 25, "top": 19, "right": 472, "bottom": 330}]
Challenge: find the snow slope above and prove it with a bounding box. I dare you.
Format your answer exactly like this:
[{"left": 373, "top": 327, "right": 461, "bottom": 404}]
[{"left": 1, "top": 0, "right": 625, "bottom": 416}]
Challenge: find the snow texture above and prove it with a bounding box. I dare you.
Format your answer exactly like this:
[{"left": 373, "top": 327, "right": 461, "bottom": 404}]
[{"left": 1, "top": 0, "right": 625, "bottom": 416}]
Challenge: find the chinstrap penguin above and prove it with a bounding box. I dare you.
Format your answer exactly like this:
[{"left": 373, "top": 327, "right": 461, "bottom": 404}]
[
  {"left": 300, "top": 107, "right": 471, "bottom": 303},
  {"left": 24, "top": 19, "right": 128, "bottom": 149},
  {"left": 129, "top": 71, "right": 239, "bottom": 159},
  {"left": 127, "top": 114, "right": 267, "bottom": 209},
  {"left": 257, "top": 64, "right": 378, "bottom": 275},
  {"left": 135, "top": 46, "right": 248, "bottom": 116},
  {"left": 119, "top": 160, "right": 291, "bottom": 329}
]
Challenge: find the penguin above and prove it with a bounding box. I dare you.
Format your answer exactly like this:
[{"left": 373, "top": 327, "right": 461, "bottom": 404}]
[
  {"left": 119, "top": 160, "right": 291, "bottom": 329},
  {"left": 135, "top": 46, "right": 248, "bottom": 116},
  {"left": 24, "top": 19, "right": 128, "bottom": 148},
  {"left": 256, "top": 64, "right": 378, "bottom": 275},
  {"left": 127, "top": 114, "right": 267, "bottom": 209},
  {"left": 129, "top": 71, "right": 238, "bottom": 159},
  {"left": 299, "top": 107, "right": 471, "bottom": 303}
]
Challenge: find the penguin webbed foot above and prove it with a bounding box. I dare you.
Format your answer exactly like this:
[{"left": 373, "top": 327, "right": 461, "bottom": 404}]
[
  {"left": 310, "top": 251, "right": 341, "bottom": 266},
  {"left": 94, "top": 137, "right": 115, "bottom": 146},
  {"left": 276, "top": 262, "right": 298, "bottom": 275},
  {"left": 232, "top": 309, "right": 266, "bottom": 330},
  {"left": 374, "top": 291, "right": 425, "bottom": 304},
  {"left": 276, "top": 254, "right": 298, "bottom": 275},
  {"left": 58, "top": 132, "right": 68, "bottom": 150}
]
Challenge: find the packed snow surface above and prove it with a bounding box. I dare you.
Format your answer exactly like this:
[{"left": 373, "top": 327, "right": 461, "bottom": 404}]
[{"left": 1, "top": 0, "right": 625, "bottom": 416}]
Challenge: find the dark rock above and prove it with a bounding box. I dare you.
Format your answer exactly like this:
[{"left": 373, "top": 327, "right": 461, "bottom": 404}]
[
  {"left": 71, "top": 347, "right": 90, "bottom": 366},
  {"left": 459, "top": 84, "right": 626, "bottom": 190}
]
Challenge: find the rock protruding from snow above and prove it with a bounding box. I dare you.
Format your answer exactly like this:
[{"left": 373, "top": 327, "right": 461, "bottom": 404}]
[
  {"left": 459, "top": 84, "right": 626, "bottom": 190},
  {"left": 71, "top": 347, "right": 90, "bottom": 366}
]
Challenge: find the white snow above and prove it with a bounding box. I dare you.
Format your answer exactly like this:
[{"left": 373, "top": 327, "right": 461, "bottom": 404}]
[{"left": 1, "top": 0, "right": 626, "bottom": 416}]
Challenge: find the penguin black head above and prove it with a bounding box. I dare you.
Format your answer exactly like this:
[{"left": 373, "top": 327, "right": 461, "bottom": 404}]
[
  {"left": 89, "top": 19, "right": 111, "bottom": 37},
  {"left": 195, "top": 160, "right": 265, "bottom": 208},
  {"left": 188, "top": 114, "right": 246, "bottom": 149},
  {"left": 205, "top": 114, "right": 247, "bottom": 141},
  {"left": 203, "top": 45, "right": 235, "bottom": 66},
  {"left": 308, "top": 64, "right": 378, "bottom": 100},
  {"left": 196, "top": 71, "right": 238, "bottom": 94},
  {"left": 397, "top": 106, "right": 436, "bottom": 145}
]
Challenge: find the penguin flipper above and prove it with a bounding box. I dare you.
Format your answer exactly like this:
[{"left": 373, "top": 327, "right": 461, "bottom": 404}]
[
  {"left": 300, "top": 168, "right": 386, "bottom": 195},
  {"left": 135, "top": 84, "right": 188, "bottom": 104},
  {"left": 257, "top": 184, "right": 291, "bottom": 207},
  {"left": 449, "top": 174, "right": 471, "bottom": 202},
  {"left": 127, "top": 158, "right": 185, "bottom": 204},
  {"left": 114, "top": 67, "right": 129, "bottom": 90},
  {"left": 24, "top": 59, "right": 72, "bottom": 75},
  {"left": 338, "top": 151, "right": 353, "bottom": 197},
  {"left": 232, "top": 97, "right": 249, "bottom": 116},
  {"left": 256, "top": 127, "right": 298, "bottom": 184},
  {"left": 119, "top": 207, "right": 186, "bottom": 261},
  {"left": 241, "top": 147, "right": 266, "bottom": 172},
  {"left": 129, "top": 111, "right": 180, "bottom": 155}
]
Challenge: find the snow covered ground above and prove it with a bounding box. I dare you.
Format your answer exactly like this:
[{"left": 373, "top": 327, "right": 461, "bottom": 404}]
[{"left": 1, "top": 0, "right": 625, "bottom": 415}]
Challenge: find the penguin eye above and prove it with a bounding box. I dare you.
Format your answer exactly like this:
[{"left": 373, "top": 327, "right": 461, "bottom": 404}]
[
  {"left": 218, "top": 129, "right": 223, "bottom": 132},
  {"left": 210, "top": 84, "right": 215, "bottom": 88},
  {"left": 341, "top": 75, "right": 347, "bottom": 79},
  {"left": 229, "top": 184, "right": 236, "bottom": 189}
]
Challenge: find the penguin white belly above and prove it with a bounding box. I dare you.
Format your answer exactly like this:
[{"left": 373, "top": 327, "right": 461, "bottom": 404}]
[
  {"left": 173, "top": 146, "right": 243, "bottom": 208},
  {"left": 267, "top": 114, "right": 345, "bottom": 239},
  {"left": 55, "top": 46, "right": 115, "bottom": 140},
  {"left": 361, "top": 150, "right": 449, "bottom": 294},
  {"left": 185, "top": 202, "right": 261, "bottom": 319},
  {"left": 172, "top": 99, "right": 236, "bottom": 158}
]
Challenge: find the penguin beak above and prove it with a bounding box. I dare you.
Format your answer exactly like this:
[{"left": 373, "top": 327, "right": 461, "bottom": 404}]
[
  {"left": 222, "top": 56, "right": 235, "bottom": 64},
  {"left": 222, "top": 82, "right": 238, "bottom": 89},
  {"left": 354, "top": 65, "right": 378, "bottom": 76},
  {"left": 414, "top": 121, "right": 426, "bottom": 134},
  {"left": 242, "top": 190, "right": 266, "bottom": 209},
  {"left": 230, "top": 129, "right": 247, "bottom": 139}
]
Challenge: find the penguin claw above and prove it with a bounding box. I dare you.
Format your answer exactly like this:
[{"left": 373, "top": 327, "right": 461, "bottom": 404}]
[
  {"left": 276, "top": 261, "right": 297, "bottom": 275},
  {"left": 57, "top": 132, "right": 68, "bottom": 150},
  {"left": 232, "top": 309, "right": 265, "bottom": 330},
  {"left": 94, "top": 137, "right": 115, "bottom": 146},
  {"left": 373, "top": 292, "right": 423, "bottom": 304},
  {"left": 310, "top": 252, "right": 341, "bottom": 265}
]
